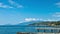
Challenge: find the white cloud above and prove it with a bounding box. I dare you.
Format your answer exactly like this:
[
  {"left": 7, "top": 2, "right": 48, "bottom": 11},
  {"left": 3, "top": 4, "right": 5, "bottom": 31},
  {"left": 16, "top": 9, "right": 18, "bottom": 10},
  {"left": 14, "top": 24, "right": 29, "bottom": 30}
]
[
  {"left": 0, "top": 3, "right": 13, "bottom": 8},
  {"left": 0, "top": 3, "right": 3, "bottom": 6},
  {"left": 0, "top": 0, "right": 24, "bottom": 8},
  {"left": 24, "top": 18, "right": 44, "bottom": 22},
  {"left": 52, "top": 12, "right": 60, "bottom": 17},
  {"left": 55, "top": 2, "right": 60, "bottom": 8},
  {"left": 24, "top": 18, "right": 39, "bottom": 22},
  {"left": 24, "top": 18, "right": 58, "bottom": 22},
  {"left": 44, "top": 19, "right": 58, "bottom": 21},
  {"left": 25, "top": 18, "right": 36, "bottom": 21},
  {"left": 9, "top": 0, "right": 15, "bottom": 4},
  {"left": 8, "top": 0, "right": 24, "bottom": 8}
]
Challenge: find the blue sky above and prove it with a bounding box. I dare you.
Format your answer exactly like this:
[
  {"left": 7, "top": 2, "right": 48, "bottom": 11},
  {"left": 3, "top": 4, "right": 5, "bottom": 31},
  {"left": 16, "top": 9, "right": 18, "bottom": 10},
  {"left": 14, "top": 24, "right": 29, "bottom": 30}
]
[{"left": 0, "top": 0, "right": 60, "bottom": 25}]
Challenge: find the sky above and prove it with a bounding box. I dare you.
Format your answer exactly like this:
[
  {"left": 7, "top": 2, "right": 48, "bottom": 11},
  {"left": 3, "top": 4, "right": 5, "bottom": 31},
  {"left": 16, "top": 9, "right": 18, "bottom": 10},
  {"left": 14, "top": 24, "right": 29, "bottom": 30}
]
[{"left": 0, "top": 0, "right": 60, "bottom": 25}]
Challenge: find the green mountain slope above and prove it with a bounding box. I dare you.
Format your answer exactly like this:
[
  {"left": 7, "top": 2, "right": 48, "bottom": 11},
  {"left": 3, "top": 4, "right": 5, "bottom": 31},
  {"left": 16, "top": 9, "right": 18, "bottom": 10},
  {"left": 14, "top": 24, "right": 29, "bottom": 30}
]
[{"left": 29, "top": 21, "right": 60, "bottom": 27}]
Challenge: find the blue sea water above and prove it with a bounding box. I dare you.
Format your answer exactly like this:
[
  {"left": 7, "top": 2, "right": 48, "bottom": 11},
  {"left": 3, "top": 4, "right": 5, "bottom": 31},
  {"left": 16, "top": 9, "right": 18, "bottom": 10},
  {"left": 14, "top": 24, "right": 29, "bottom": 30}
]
[{"left": 0, "top": 25, "right": 54, "bottom": 34}]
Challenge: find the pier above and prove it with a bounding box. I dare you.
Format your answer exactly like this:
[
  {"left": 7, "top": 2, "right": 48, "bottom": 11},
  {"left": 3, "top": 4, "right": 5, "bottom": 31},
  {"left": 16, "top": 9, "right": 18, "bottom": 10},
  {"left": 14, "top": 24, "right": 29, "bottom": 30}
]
[
  {"left": 36, "top": 28, "right": 60, "bottom": 33},
  {"left": 17, "top": 32, "right": 60, "bottom": 34}
]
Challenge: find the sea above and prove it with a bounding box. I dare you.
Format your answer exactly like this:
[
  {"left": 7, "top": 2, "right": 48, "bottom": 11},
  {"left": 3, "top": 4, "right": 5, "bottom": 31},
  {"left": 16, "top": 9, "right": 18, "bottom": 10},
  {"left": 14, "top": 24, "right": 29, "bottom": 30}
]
[{"left": 0, "top": 25, "right": 56, "bottom": 34}]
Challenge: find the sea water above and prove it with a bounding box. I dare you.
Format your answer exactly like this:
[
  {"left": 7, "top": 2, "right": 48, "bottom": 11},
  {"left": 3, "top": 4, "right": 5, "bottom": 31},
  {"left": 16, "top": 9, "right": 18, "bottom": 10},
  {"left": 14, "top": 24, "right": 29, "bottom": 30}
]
[{"left": 0, "top": 25, "right": 55, "bottom": 34}]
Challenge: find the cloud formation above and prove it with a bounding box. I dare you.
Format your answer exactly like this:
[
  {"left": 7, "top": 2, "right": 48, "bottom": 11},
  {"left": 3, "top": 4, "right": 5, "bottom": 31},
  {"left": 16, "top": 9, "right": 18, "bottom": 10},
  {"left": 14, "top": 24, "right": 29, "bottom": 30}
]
[
  {"left": 24, "top": 18, "right": 58, "bottom": 22},
  {"left": 55, "top": 2, "right": 60, "bottom": 8},
  {"left": 0, "top": 0, "right": 24, "bottom": 8},
  {"left": 24, "top": 18, "right": 44, "bottom": 22},
  {"left": 0, "top": 3, "right": 13, "bottom": 8},
  {"left": 52, "top": 12, "right": 60, "bottom": 17},
  {"left": 8, "top": 0, "right": 23, "bottom": 8}
]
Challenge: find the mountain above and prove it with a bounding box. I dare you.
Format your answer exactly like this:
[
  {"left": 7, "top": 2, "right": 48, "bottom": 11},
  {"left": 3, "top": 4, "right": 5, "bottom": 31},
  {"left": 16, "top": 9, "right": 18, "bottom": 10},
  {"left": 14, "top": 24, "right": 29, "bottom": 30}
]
[
  {"left": 17, "top": 21, "right": 43, "bottom": 26},
  {"left": 28, "top": 21, "right": 60, "bottom": 27},
  {"left": 1, "top": 21, "right": 60, "bottom": 27}
]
